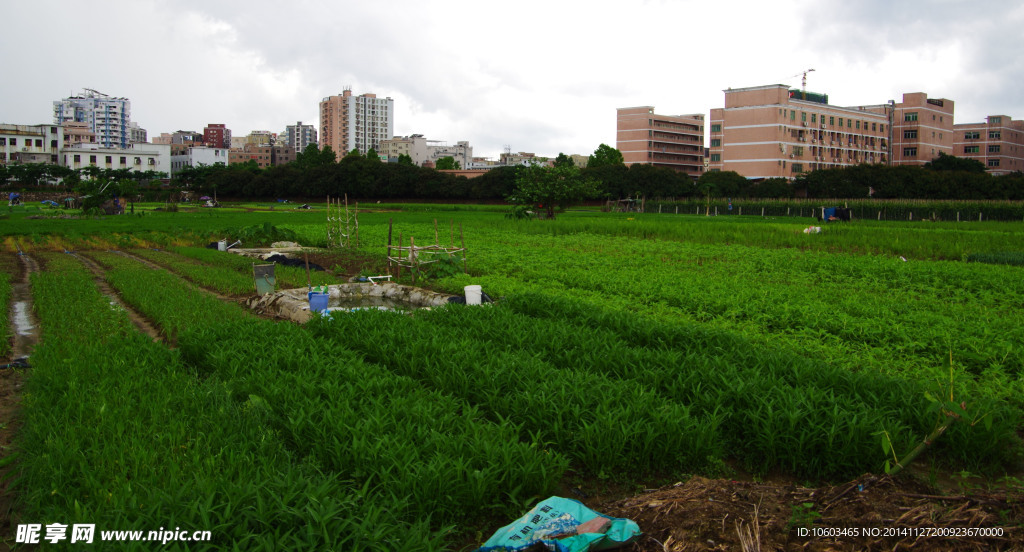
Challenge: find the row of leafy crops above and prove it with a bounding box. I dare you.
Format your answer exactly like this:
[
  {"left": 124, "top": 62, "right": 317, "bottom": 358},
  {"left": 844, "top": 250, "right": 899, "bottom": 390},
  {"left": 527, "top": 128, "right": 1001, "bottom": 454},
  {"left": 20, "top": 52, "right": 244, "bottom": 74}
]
[
  {"left": 167, "top": 246, "right": 338, "bottom": 290},
  {"left": 348, "top": 218, "right": 1024, "bottom": 402},
  {"left": 307, "top": 296, "right": 1018, "bottom": 479},
  {"left": 18, "top": 253, "right": 449, "bottom": 550},
  {"left": 84, "top": 252, "right": 567, "bottom": 535},
  {"left": 652, "top": 198, "right": 1024, "bottom": 222}
]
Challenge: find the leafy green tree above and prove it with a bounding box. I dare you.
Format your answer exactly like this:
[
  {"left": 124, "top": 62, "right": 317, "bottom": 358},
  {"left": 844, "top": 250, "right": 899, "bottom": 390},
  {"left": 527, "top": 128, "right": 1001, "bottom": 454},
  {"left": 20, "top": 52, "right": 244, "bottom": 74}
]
[
  {"left": 507, "top": 164, "right": 600, "bottom": 219},
  {"left": 553, "top": 153, "right": 575, "bottom": 168},
  {"left": 435, "top": 156, "right": 460, "bottom": 170},
  {"left": 696, "top": 170, "right": 746, "bottom": 198},
  {"left": 294, "top": 143, "right": 335, "bottom": 168},
  {"left": 587, "top": 143, "right": 624, "bottom": 169},
  {"left": 924, "top": 152, "right": 986, "bottom": 173},
  {"left": 366, "top": 148, "right": 380, "bottom": 162},
  {"left": 745, "top": 177, "right": 793, "bottom": 198},
  {"left": 320, "top": 145, "right": 337, "bottom": 165},
  {"left": 397, "top": 154, "right": 414, "bottom": 166}
]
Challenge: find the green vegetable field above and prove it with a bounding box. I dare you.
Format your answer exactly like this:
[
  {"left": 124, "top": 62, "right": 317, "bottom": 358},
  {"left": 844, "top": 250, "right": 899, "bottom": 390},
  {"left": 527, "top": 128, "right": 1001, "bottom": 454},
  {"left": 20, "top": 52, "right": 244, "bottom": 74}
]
[{"left": 2, "top": 203, "right": 1022, "bottom": 550}]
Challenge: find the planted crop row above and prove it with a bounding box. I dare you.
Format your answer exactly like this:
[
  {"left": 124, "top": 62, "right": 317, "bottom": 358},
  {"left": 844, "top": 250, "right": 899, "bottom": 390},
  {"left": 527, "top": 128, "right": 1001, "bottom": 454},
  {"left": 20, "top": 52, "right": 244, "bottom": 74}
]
[
  {"left": 86, "top": 252, "right": 567, "bottom": 531},
  {"left": 168, "top": 246, "right": 340, "bottom": 290},
  {"left": 380, "top": 221, "right": 1024, "bottom": 401},
  {"left": 127, "top": 248, "right": 257, "bottom": 295},
  {"left": 487, "top": 294, "right": 1019, "bottom": 475},
  {"left": 305, "top": 309, "right": 724, "bottom": 476},
  {"left": 19, "top": 253, "right": 447, "bottom": 550}
]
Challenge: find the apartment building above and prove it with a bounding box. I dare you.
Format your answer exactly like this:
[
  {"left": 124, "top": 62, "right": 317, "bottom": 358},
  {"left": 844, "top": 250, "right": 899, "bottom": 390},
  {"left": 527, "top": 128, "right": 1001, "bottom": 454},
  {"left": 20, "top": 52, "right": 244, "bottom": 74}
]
[
  {"left": 0, "top": 124, "right": 63, "bottom": 165},
  {"left": 228, "top": 143, "right": 296, "bottom": 168},
  {"left": 62, "top": 122, "right": 96, "bottom": 147},
  {"left": 203, "top": 124, "right": 232, "bottom": 149},
  {"left": 378, "top": 135, "right": 427, "bottom": 164},
  {"left": 53, "top": 89, "right": 131, "bottom": 149},
  {"left": 882, "top": 93, "right": 955, "bottom": 167},
  {"left": 709, "top": 85, "right": 890, "bottom": 178},
  {"left": 170, "top": 145, "right": 229, "bottom": 175},
  {"left": 427, "top": 140, "right": 472, "bottom": 169},
  {"left": 283, "top": 121, "right": 318, "bottom": 153},
  {"left": 319, "top": 88, "right": 394, "bottom": 156},
  {"left": 129, "top": 122, "right": 148, "bottom": 144},
  {"left": 62, "top": 142, "right": 171, "bottom": 176},
  {"left": 616, "top": 107, "right": 704, "bottom": 177},
  {"left": 953, "top": 116, "right": 1024, "bottom": 175}
]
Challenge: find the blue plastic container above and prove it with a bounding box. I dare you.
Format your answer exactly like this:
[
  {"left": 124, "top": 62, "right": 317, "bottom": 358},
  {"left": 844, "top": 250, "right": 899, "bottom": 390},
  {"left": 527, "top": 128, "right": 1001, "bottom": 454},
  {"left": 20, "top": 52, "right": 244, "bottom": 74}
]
[{"left": 308, "top": 292, "right": 329, "bottom": 313}]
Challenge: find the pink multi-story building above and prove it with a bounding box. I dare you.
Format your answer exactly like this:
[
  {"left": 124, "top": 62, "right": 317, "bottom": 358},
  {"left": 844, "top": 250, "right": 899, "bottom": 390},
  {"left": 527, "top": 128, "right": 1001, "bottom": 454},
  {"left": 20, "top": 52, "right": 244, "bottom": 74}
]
[
  {"left": 883, "top": 93, "right": 954, "bottom": 167},
  {"left": 708, "top": 85, "right": 889, "bottom": 179},
  {"left": 319, "top": 88, "right": 394, "bottom": 157},
  {"left": 953, "top": 116, "right": 1024, "bottom": 175},
  {"left": 616, "top": 107, "right": 704, "bottom": 177}
]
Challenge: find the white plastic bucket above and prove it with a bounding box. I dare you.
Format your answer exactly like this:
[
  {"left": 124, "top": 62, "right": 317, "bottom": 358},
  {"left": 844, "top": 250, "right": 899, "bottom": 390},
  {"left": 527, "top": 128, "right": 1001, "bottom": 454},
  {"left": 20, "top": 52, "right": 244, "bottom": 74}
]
[
  {"left": 464, "top": 285, "right": 482, "bottom": 306},
  {"left": 217, "top": 240, "right": 227, "bottom": 251}
]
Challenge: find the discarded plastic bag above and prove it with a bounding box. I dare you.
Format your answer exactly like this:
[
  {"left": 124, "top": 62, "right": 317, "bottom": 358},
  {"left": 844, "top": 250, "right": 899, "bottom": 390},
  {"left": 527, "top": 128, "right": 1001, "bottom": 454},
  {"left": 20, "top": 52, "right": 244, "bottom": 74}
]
[{"left": 474, "top": 496, "right": 640, "bottom": 552}]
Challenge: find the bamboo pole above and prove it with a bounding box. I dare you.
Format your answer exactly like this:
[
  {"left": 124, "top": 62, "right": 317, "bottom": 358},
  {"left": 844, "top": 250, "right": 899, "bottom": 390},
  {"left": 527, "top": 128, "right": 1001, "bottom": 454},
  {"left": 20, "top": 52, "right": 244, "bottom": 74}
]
[
  {"left": 460, "top": 222, "right": 467, "bottom": 274},
  {"left": 410, "top": 235, "right": 417, "bottom": 285},
  {"left": 387, "top": 218, "right": 393, "bottom": 275}
]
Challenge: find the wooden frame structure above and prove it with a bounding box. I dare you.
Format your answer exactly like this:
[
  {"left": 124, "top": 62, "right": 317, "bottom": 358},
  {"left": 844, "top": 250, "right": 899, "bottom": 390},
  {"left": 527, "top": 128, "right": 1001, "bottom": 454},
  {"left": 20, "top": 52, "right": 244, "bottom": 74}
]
[
  {"left": 327, "top": 194, "right": 358, "bottom": 248},
  {"left": 386, "top": 218, "right": 466, "bottom": 284}
]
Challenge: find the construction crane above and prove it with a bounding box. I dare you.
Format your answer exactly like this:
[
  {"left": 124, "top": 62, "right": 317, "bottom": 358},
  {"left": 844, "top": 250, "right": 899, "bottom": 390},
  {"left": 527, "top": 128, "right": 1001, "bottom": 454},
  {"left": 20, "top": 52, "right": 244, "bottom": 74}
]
[{"left": 788, "top": 69, "right": 815, "bottom": 99}]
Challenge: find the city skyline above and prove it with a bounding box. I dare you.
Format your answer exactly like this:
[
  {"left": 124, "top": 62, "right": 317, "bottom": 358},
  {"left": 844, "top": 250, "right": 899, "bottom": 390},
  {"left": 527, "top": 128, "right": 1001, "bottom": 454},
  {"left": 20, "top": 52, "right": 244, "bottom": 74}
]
[{"left": 2, "top": 0, "right": 1022, "bottom": 160}]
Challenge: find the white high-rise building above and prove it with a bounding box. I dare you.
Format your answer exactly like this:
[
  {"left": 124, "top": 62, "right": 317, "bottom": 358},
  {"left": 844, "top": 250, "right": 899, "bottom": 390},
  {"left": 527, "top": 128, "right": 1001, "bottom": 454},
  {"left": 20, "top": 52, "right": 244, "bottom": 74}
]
[
  {"left": 320, "top": 88, "right": 394, "bottom": 156},
  {"left": 53, "top": 89, "right": 131, "bottom": 149}
]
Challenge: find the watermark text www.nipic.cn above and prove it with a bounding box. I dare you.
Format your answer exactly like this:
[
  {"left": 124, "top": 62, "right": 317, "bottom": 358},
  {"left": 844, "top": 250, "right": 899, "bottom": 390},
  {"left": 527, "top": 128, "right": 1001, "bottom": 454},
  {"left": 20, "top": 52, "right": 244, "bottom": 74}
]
[{"left": 17, "top": 523, "right": 213, "bottom": 545}]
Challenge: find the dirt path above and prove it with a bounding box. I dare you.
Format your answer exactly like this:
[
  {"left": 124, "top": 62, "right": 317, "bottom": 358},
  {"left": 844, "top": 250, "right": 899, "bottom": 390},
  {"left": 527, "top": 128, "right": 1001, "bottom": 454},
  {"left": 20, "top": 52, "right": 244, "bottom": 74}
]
[
  {"left": 70, "top": 252, "right": 163, "bottom": 343},
  {"left": 0, "top": 253, "right": 42, "bottom": 551}
]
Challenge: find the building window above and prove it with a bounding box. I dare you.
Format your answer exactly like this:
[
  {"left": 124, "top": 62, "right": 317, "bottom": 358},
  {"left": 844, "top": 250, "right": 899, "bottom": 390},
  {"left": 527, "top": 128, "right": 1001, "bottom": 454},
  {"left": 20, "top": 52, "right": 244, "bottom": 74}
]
[
  {"left": 838, "top": 117, "right": 843, "bottom": 127},
  {"left": 990, "top": 116, "right": 1002, "bottom": 124},
  {"left": 801, "top": 112, "right": 807, "bottom": 122},
  {"left": 989, "top": 131, "right": 1001, "bottom": 139},
  {"left": 73, "top": 154, "right": 81, "bottom": 162},
  {"left": 964, "top": 146, "right": 979, "bottom": 154},
  {"left": 89, "top": 155, "right": 96, "bottom": 163},
  {"left": 120, "top": 156, "right": 127, "bottom": 165},
  {"left": 811, "top": 114, "right": 817, "bottom": 123},
  {"left": 711, "top": 124, "right": 721, "bottom": 132},
  {"left": 903, "top": 130, "right": 917, "bottom": 139},
  {"left": 0, "top": 138, "right": 5, "bottom": 145},
  {"left": 988, "top": 159, "right": 1000, "bottom": 167},
  {"left": 880, "top": 124, "right": 885, "bottom": 133},
  {"left": 710, "top": 139, "right": 721, "bottom": 147},
  {"left": 135, "top": 157, "right": 142, "bottom": 165},
  {"left": 791, "top": 163, "right": 803, "bottom": 173},
  {"left": 904, "top": 112, "right": 918, "bottom": 122},
  {"left": 35, "top": 139, "right": 42, "bottom": 147},
  {"left": 847, "top": 119, "right": 852, "bottom": 128},
  {"left": 988, "top": 145, "right": 1001, "bottom": 153},
  {"left": 710, "top": 154, "right": 721, "bottom": 162},
  {"left": 856, "top": 121, "right": 860, "bottom": 130},
  {"left": 904, "top": 147, "right": 917, "bottom": 157},
  {"left": 105, "top": 156, "right": 112, "bottom": 164},
  {"left": 829, "top": 116, "right": 834, "bottom": 126},
  {"left": 9, "top": 138, "right": 16, "bottom": 146},
  {"left": 790, "top": 111, "right": 796, "bottom": 121}
]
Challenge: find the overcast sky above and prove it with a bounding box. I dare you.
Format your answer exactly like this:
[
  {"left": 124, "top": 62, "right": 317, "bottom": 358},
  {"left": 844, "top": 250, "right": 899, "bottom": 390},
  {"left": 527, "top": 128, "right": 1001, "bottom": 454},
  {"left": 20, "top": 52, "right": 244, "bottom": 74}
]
[{"left": 3, "top": 0, "right": 1021, "bottom": 159}]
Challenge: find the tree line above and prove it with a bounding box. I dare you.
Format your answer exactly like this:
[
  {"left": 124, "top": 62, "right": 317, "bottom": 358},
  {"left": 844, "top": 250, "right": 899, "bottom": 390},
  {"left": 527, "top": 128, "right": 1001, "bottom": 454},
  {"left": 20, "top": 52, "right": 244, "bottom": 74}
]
[{"left": 2, "top": 144, "right": 1021, "bottom": 204}]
